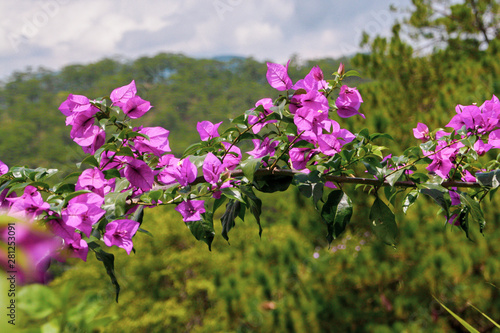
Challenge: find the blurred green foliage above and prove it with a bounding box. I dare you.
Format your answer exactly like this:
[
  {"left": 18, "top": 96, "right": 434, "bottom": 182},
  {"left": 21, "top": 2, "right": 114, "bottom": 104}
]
[{"left": 4, "top": 0, "right": 500, "bottom": 331}]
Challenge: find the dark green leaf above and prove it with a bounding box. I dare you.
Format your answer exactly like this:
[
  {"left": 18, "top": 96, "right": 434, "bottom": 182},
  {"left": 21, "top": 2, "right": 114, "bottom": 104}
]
[
  {"left": 370, "top": 133, "right": 393, "bottom": 141},
  {"left": 292, "top": 171, "right": 324, "bottom": 207},
  {"left": 241, "top": 186, "right": 263, "bottom": 237},
  {"left": 476, "top": 170, "right": 500, "bottom": 188},
  {"left": 459, "top": 193, "right": 485, "bottom": 234},
  {"left": 369, "top": 197, "right": 398, "bottom": 246},
  {"left": 419, "top": 183, "right": 450, "bottom": 217},
  {"left": 103, "top": 168, "right": 121, "bottom": 180},
  {"left": 220, "top": 200, "right": 242, "bottom": 242},
  {"left": 186, "top": 212, "right": 215, "bottom": 250},
  {"left": 240, "top": 157, "right": 262, "bottom": 183},
  {"left": 253, "top": 174, "right": 293, "bottom": 193},
  {"left": 321, "top": 190, "right": 353, "bottom": 243},
  {"left": 385, "top": 169, "right": 405, "bottom": 187},
  {"left": 103, "top": 189, "right": 133, "bottom": 218},
  {"left": 88, "top": 242, "right": 120, "bottom": 302},
  {"left": 221, "top": 187, "right": 244, "bottom": 202},
  {"left": 212, "top": 196, "right": 227, "bottom": 213},
  {"left": 402, "top": 189, "right": 419, "bottom": 214},
  {"left": 77, "top": 155, "right": 99, "bottom": 169}
]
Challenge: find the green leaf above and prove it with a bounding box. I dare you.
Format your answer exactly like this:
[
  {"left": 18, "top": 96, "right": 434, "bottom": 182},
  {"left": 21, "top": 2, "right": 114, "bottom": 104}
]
[
  {"left": 402, "top": 189, "right": 419, "bottom": 214},
  {"left": 88, "top": 242, "right": 120, "bottom": 302},
  {"left": 468, "top": 303, "right": 500, "bottom": 329},
  {"left": 419, "top": 183, "right": 450, "bottom": 217},
  {"left": 186, "top": 212, "right": 215, "bottom": 250},
  {"left": 459, "top": 193, "right": 485, "bottom": 233},
  {"left": 62, "top": 171, "right": 82, "bottom": 182},
  {"left": 103, "top": 168, "right": 121, "bottom": 180},
  {"left": 321, "top": 190, "right": 353, "bottom": 243},
  {"left": 241, "top": 186, "right": 263, "bottom": 237},
  {"left": 362, "top": 156, "right": 384, "bottom": 178},
  {"left": 385, "top": 169, "right": 405, "bottom": 187},
  {"left": 292, "top": 171, "right": 324, "bottom": 207},
  {"left": 220, "top": 199, "right": 242, "bottom": 242},
  {"left": 212, "top": 196, "right": 227, "bottom": 213},
  {"left": 240, "top": 157, "right": 262, "bottom": 183},
  {"left": 103, "top": 189, "right": 133, "bottom": 218},
  {"left": 370, "top": 133, "right": 393, "bottom": 141},
  {"left": 253, "top": 174, "right": 293, "bottom": 193},
  {"left": 476, "top": 170, "right": 500, "bottom": 188},
  {"left": 369, "top": 197, "right": 398, "bottom": 246},
  {"left": 409, "top": 172, "right": 429, "bottom": 184},
  {"left": 221, "top": 187, "right": 244, "bottom": 202},
  {"left": 62, "top": 190, "right": 92, "bottom": 207},
  {"left": 433, "top": 296, "right": 480, "bottom": 333},
  {"left": 77, "top": 155, "right": 99, "bottom": 169},
  {"left": 344, "top": 69, "right": 360, "bottom": 77},
  {"left": 132, "top": 205, "right": 144, "bottom": 224},
  {"left": 115, "top": 146, "right": 135, "bottom": 157},
  {"left": 357, "top": 128, "right": 370, "bottom": 141}
]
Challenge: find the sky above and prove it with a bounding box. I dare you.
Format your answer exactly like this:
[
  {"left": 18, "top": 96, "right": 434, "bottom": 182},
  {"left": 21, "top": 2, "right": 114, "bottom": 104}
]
[{"left": 0, "top": 0, "right": 410, "bottom": 80}]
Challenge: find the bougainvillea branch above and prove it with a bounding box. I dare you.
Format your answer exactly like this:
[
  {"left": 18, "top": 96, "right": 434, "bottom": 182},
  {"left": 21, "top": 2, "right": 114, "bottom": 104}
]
[{"left": 1, "top": 60, "right": 499, "bottom": 301}]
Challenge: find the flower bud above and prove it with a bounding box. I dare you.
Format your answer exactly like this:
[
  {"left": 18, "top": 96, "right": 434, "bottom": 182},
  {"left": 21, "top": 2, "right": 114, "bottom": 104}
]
[{"left": 337, "top": 63, "right": 345, "bottom": 76}]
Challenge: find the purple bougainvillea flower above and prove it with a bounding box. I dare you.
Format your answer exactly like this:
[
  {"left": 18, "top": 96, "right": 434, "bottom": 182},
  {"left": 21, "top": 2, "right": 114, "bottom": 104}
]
[
  {"left": 69, "top": 113, "right": 95, "bottom": 139},
  {"left": 446, "top": 105, "right": 482, "bottom": 131},
  {"left": 447, "top": 214, "right": 460, "bottom": 226},
  {"left": 413, "top": 123, "right": 430, "bottom": 141},
  {"left": 61, "top": 192, "right": 105, "bottom": 237},
  {"left": 124, "top": 159, "right": 154, "bottom": 191},
  {"left": 289, "top": 89, "right": 329, "bottom": 115},
  {"left": 73, "top": 125, "right": 105, "bottom": 154},
  {"left": 248, "top": 98, "right": 276, "bottom": 134},
  {"left": 62, "top": 202, "right": 105, "bottom": 238},
  {"left": 289, "top": 147, "right": 314, "bottom": 170},
  {"left": 335, "top": 85, "right": 364, "bottom": 118},
  {"left": 59, "top": 94, "right": 99, "bottom": 125},
  {"left": 64, "top": 232, "right": 89, "bottom": 262},
  {"left": 46, "top": 218, "right": 77, "bottom": 244},
  {"left": 197, "top": 121, "right": 223, "bottom": 141},
  {"left": 488, "top": 129, "right": 500, "bottom": 149},
  {"left": 76, "top": 167, "right": 106, "bottom": 191},
  {"left": 293, "top": 66, "right": 328, "bottom": 91},
  {"left": 246, "top": 137, "right": 279, "bottom": 159},
  {"left": 174, "top": 158, "right": 197, "bottom": 187},
  {"left": 103, "top": 219, "right": 140, "bottom": 255},
  {"left": 473, "top": 139, "right": 492, "bottom": 156},
  {"left": 0, "top": 160, "right": 8, "bottom": 176},
  {"left": 221, "top": 142, "right": 241, "bottom": 171},
  {"left": 318, "top": 134, "right": 342, "bottom": 156},
  {"left": 462, "top": 169, "right": 476, "bottom": 182},
  {"left": 203, "top": 153, "right": 223, "bottom": 185},
  {"left": 133, "top": 126, "right": 171, "bottom": 157},
  {"left": 7, "top": 186, "right": 50, "bottom": 220},
  {"left": 157, "top": 154, "right": 181, "bottom": 185},
  {"left": 0, "top": 188, "right": 16, "bottom": 210},
  {"left": 110, "top": 80, "right": 137, "bottom": 108},
  {"left": 426, "top": 148, "right": 455, "bottom": 179},
  {"left": 449, "top": 189, "right": 461, "bottom": 206},
  {"left": 266, "top": 61, "right": 293, "bottom": 91},
  {"left": 0, "top": 219, "right": 61, "bottom": 284},
  {"left": 99, "top": 151, "right": 127, "bottom": 171},
  {"left": 123, "top": 96, "right": 152, "bottom": 119},
  {"left": 175, "top": 200, "right": 206, "bottom": 222}
]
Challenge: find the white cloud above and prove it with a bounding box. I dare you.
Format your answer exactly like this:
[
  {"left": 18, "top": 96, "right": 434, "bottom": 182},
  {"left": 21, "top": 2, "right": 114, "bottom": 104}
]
[{"left": 0, "top": 0, "right": 411, "bottom": 79}]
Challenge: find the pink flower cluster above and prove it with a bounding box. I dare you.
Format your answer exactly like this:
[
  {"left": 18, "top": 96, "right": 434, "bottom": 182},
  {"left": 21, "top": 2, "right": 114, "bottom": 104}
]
[
  {"left": 265, "top": 61, "right": 360, "bottom": 171},
  {"left": 414, "top": 95, "right": 500, "bottom": 180}
]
